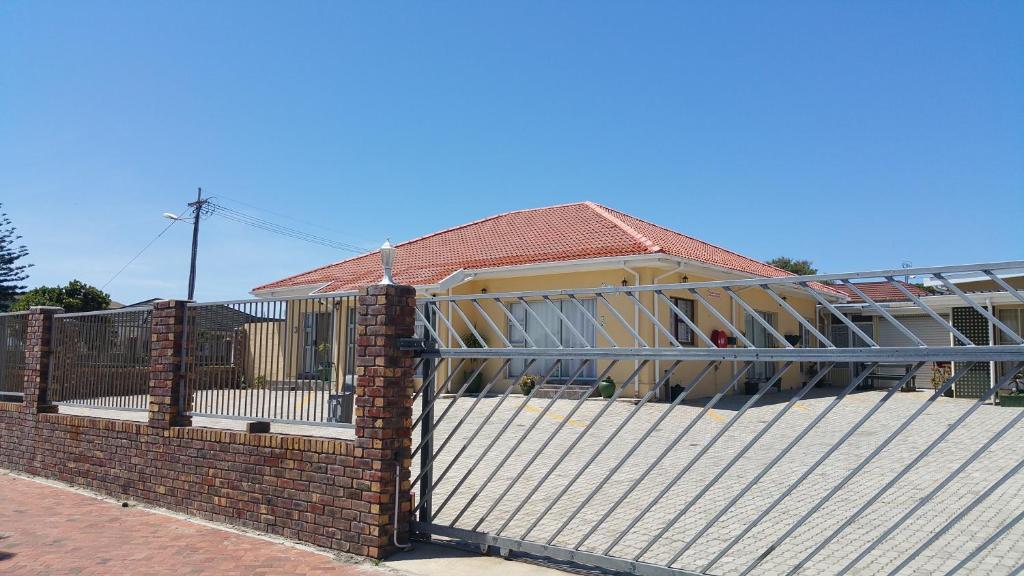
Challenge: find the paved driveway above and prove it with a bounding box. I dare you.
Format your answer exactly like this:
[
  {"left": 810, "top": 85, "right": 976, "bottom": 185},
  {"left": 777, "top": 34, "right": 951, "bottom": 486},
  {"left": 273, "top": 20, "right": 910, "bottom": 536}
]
[
  {"left": 0, "top": 473, "right": 384, "bottom": 576},
  {"left": 414, "top": 387, "right": 1024, "bottom": 575}
]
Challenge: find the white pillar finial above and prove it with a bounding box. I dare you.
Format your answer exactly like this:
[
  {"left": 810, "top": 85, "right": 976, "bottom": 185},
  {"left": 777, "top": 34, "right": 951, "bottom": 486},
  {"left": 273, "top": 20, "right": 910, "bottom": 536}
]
[{"left": 379, "top": 239, "right": 396, "bottom": 285}]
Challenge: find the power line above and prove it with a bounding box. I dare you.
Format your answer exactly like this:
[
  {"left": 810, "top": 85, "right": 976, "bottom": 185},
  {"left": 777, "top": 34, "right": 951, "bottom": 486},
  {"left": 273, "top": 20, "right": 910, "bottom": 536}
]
[
  {"left": 213, "top": 193, "right": 353, "bottom": 238},
  {"left": 209, "top": 203, "right": 364, "bottom": 251},
  {"left": 101, "top": 218, "right": 180, "bottom": 290},
  {"left": 206, "top": 201, "right": 368, "bottom": 253}
]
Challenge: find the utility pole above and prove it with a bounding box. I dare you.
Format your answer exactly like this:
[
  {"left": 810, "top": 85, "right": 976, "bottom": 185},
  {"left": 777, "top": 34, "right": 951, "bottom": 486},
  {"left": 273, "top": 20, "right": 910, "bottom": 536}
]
[{"left": 186, "top": 187, "right": 208, "bottom": 300}]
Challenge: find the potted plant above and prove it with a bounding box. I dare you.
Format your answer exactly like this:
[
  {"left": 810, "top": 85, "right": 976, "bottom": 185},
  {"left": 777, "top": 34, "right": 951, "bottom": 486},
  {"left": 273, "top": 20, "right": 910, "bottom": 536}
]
[
  {"left": 669, "top": 384, "right": 686, "bottom": 402},
  {"left": 931, "top": 363, "right": 952, "bottom": 396},
  {"left": 519, "top": 374, "right": 537, "bottom": 395},
  {"left": 804, "top": 363, "right": 826, "bottom": 387},
  {"left": 315, "top": 342, "right": 332, "bottom": 381},
  {"left": 598, "top": 376, "right": 616, "bottom": 399},
  {"left": 1000, "top": 370, "right": 1024, "bottom": 407}
]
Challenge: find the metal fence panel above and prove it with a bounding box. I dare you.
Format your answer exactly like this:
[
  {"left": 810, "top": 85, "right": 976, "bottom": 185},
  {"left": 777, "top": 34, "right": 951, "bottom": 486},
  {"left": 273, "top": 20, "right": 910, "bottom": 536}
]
[
  {"left": 183, "top": 294, "right": 358, "bottom": 427},
  {"left": 0, "top": 312, "right": 29, "bottom": 401},
  {"left": 49, "top": 307, "right": 153, "bottom": 410},
  {"left": 411, "top": 261, "right": 1024, "bottom": 576}
]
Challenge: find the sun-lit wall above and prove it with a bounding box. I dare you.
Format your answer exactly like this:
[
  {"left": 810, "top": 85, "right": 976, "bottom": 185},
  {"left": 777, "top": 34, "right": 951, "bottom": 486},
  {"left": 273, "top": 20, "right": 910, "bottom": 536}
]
[{"left": 415, "top": 264, "right": 820, "bottom": 399}]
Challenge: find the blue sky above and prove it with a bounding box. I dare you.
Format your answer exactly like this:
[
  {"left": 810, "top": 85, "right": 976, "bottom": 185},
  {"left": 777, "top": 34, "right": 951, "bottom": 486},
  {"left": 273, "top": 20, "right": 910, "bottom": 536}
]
[{"left": 1, "top": 1, "right": 1021, "bottom": 304}]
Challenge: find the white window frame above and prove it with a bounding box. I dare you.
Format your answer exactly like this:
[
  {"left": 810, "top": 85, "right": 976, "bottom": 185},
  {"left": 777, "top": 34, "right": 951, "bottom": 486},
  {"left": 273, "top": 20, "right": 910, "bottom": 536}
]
[
  {"left": 671, "top": 297, "right": 697, "bottom": 346},
  {"left": 507, "top": 298, "right": 597, "bottom": 380}
]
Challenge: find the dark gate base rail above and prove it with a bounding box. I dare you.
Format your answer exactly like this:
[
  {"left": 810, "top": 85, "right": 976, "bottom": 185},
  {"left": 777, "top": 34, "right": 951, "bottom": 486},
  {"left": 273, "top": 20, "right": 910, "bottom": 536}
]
[{"left": 412, "top": 522, "right": 701, "bottom": 576}]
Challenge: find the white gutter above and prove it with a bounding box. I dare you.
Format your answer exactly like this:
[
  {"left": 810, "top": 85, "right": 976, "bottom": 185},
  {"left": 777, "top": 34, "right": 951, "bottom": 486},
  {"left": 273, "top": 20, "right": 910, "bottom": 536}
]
[{"left": 250, "top": 282, "right": 333, "bottom": 299}]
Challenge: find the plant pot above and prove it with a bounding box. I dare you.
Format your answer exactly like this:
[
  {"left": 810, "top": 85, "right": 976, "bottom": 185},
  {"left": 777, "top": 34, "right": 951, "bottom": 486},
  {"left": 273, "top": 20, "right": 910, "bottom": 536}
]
[
  {"left": 463, "top": 371, "right": 483, "bottom": 395},
  {"left": 1000, "top": 394, "right": 1024, "bottom": 407},
  {"left": 598, "top": 378, "right": 616, "bottom": 399},
  {"left": 669, "top": 385, "right": 686, "bottom": 402}
]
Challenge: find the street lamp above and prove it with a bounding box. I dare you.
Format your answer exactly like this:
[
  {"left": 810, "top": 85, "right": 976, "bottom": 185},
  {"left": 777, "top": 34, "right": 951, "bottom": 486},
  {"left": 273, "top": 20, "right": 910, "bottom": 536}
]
[
  {"left": 164, "top": 188, "right": 207, "bottom": 301},
  {"left": 379, "top": 239, "right": 395, "bottom": 285}
]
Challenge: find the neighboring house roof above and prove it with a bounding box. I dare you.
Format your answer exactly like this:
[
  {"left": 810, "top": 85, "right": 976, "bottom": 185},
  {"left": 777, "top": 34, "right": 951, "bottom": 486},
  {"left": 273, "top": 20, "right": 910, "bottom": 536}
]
[
  {"left": 831, "top": 281, "right": 930, "bottom": 303},
  {"left": 194, "top": 305, "right": 274, "bottom": 332},
  {"left": 123, "top": 298, "right": 164, "bottom": 308},
  {"left": 253, "top": 201, "right": 839, "bottom": 295}
]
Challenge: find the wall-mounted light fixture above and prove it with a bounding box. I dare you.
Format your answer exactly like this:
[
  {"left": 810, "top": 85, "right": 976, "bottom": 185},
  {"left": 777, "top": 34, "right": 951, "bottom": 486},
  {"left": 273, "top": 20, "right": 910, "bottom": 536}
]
[
  {"left": 621, "top": 278, "right": 629, "bottom": 287},
  {"left": 480, "top": 288, "right": 488, "bottom": 294},
  {"left": 681, "top": 274, "right": 689, "bottom": 284}
]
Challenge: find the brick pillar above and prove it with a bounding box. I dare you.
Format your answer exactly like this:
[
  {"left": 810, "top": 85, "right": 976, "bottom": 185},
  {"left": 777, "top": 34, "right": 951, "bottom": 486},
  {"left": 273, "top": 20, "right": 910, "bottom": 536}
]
[
  {"left": 149, "top": 300, "right": 192, "bottom": 429},
  {"left": 23, "top": 306, "right": 62, "bottom": 414},
  {"left": 355, "top": 284, "right": 416, "bottom": 558}
]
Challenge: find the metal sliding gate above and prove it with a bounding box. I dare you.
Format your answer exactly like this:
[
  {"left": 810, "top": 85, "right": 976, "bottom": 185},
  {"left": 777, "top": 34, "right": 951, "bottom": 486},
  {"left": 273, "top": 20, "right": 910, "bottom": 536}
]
[{"left": 409, "top": 262, "right": 1024, "bottom": 576}]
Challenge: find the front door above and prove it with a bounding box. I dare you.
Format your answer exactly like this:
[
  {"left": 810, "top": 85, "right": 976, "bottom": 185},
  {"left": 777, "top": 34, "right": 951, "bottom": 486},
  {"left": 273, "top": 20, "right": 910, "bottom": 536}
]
[{"left": 301, "top": 312, "right": 333, "bottom": 379}]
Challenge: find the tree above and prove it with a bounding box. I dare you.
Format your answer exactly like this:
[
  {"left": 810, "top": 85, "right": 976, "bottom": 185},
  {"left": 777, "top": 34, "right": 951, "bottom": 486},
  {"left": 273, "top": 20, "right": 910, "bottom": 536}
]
[
  {"left": 0, "top": 205, "right": 31, "bottom": 311},
  {"left": 767, "top": 256, "right": 818, "bottom": 276},
  {"left": 11, "top": 280, "right": 111, "bottom": 313}
]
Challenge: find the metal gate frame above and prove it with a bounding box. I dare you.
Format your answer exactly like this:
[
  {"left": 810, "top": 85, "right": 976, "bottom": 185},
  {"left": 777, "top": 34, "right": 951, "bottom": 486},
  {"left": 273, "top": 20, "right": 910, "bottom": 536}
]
[{"left": 409, "top": 261, "right": 1024, "bottom": 576}]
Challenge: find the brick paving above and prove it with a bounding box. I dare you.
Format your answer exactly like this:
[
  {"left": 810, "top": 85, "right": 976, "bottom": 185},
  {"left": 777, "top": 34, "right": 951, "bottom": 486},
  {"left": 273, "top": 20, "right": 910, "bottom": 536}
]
[
  {"left": 0, "top": 473, "right": 387, "bottom": 576},
  {"left": 414, "top": 387, "right": 1024, "bottom": 575}
]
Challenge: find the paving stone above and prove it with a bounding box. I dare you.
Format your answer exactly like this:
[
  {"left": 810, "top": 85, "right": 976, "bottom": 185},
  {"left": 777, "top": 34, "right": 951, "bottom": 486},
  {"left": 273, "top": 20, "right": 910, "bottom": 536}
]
[
  {"left": 413, "top": 388, "right": 1024, "bottom": 575},
  {"left": 0, "top": 473, "right": 384, "bottom": 576}
]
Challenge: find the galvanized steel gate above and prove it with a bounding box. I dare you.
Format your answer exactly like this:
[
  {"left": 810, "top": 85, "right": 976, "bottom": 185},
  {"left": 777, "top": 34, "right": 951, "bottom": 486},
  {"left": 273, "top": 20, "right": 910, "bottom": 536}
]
[{"left": 409, "top": 262, "right": 1024, "bottom": 576}]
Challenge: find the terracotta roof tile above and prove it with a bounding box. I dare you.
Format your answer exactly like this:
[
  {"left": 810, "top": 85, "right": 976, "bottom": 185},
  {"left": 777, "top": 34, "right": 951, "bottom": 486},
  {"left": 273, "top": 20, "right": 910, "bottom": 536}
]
[{"left": 253, "top": 201, "right": 838, "bottom": 295}]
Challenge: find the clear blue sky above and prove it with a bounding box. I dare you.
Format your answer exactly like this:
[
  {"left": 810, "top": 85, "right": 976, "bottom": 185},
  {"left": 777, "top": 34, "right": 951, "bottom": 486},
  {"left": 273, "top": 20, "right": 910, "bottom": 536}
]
[{"left": 2, "top": 1, "right": 1021, "bottom": 304}]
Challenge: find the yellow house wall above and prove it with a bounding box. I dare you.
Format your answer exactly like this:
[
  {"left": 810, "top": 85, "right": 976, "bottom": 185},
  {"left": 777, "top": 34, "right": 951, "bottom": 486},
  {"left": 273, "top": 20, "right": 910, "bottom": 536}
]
[
  {"left": 243, "top": 320, "right": 286, "bottom": 384},
  {"left": 244, "top": 298, "right": 356, "bottom": 391},
  {"left": 419, "top": 266, "right": 820, "bottom": 399}
]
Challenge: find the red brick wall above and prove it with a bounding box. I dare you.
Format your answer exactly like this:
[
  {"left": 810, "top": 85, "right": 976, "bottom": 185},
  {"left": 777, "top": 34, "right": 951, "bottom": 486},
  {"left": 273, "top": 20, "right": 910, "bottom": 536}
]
[
  {"left": 0, "top": 408, "right": 391, "bottom": 555},
  {"left": 0, "top": 289, "right": 416, "bottom": 560}
]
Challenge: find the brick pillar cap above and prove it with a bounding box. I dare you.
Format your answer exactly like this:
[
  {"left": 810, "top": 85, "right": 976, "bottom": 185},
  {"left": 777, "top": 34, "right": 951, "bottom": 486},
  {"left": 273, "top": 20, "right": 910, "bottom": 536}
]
[
  {"left": 29, "top": 306, "right": 64, "bottom": 313},
  {"left": 153, "top": 299, "right": 193, "bottom": 306}
]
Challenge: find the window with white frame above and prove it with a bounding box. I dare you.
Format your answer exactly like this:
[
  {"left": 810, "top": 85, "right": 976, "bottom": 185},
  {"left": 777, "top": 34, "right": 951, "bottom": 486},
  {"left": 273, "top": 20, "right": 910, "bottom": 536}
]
[
  {"left": 508, "top": 298, "right": 597, "bottom": 380},
  {"left": 671, "top": 297, "right": 696, "bottom": 346}
]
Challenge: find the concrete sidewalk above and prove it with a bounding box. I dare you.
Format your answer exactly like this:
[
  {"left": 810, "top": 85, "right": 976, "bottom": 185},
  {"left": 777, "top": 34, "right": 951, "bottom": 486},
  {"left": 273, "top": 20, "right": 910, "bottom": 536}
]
[{"left": 0, "top": 471, "right": 569, "bottom": 576}]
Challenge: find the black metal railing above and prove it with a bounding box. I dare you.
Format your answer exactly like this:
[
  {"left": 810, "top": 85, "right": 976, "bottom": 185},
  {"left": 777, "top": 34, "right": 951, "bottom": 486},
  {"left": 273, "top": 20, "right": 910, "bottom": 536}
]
[
  {"left": 0, "top": 311, "right": 29, "bottom": 401},
  {"left": 183, "top": 294, "right": 358, "bottom": 426},
  {"left": 49, "top": 307, "right": 152, "bottom": 410}
]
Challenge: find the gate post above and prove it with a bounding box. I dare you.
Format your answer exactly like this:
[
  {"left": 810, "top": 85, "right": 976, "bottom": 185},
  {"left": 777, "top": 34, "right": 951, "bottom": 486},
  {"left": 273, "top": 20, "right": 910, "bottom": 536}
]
[
  {"left": 355, "top": 284, "right": 416, "bottom": 558},
  {"left": 23, "top": 306, "right": 62, "bottom": 414},
  {"left": 148, "top": 300, "right": 192, "bottom": 429}
]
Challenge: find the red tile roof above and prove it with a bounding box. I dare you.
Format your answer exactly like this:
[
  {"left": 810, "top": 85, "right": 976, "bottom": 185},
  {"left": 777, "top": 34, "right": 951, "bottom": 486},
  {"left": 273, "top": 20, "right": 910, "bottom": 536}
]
[
  {"left": 831, "top": 280, "right": 930, "bottom": 303},
  {"left": 253, "top": 202, "right": 837, "bottom": 295}
]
